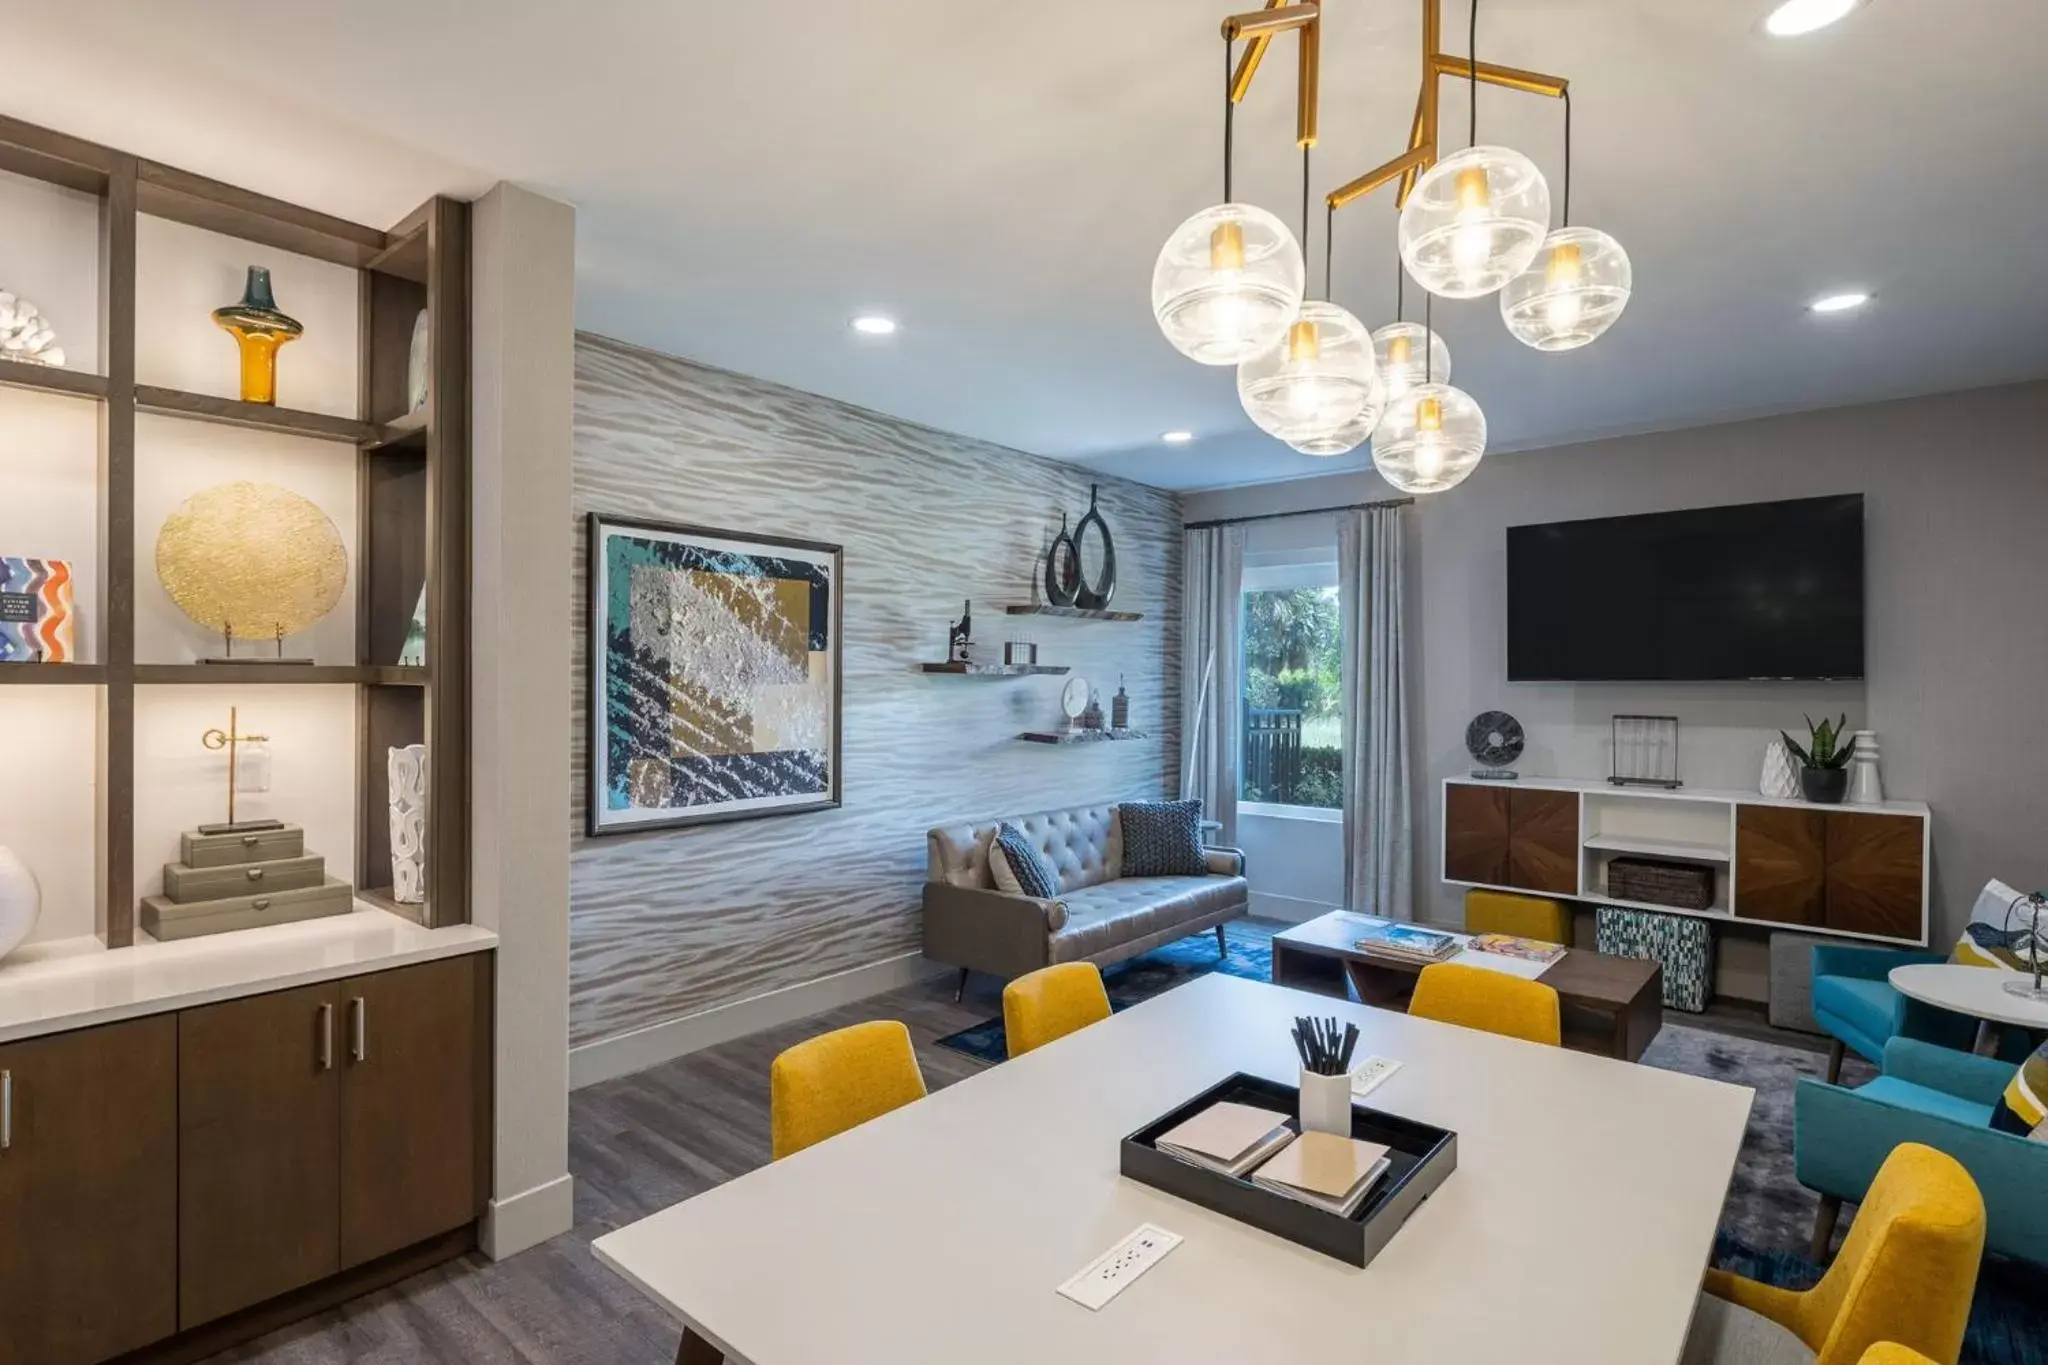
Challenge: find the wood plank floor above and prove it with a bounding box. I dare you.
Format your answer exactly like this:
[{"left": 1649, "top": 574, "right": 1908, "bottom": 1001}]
[{"left": 203, "top": 970, "right": 997, "bottom": 1363}]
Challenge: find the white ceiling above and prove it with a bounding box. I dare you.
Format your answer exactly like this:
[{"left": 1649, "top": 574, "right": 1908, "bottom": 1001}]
[{"left": 6, "top": 0, "right": 2045, "bottom": 491}]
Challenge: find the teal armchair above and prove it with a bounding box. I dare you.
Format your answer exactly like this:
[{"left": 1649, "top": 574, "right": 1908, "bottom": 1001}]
[
  {"left": 1809, "top": 944, "right": 1984, "bottom": 1082},
  {"left": 1795, "top": 1036, "right": 2048, "bottom": 1266}
]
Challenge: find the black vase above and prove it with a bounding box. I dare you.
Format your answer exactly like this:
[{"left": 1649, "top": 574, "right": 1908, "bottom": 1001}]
[
  {"left": 1801, "top": 767, "right": 1849, "bottom": 804},
  {"left": 1042, "top": 514, "right": 1079, "bottom": 607},
  {"left": 1072, "top": 484, "right": 1117, "bottom": 610}
]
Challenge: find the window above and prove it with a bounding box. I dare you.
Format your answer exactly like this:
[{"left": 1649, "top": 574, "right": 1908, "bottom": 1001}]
[{"left": 1240, "top": 557, "right": 1341, "bottom": 812}]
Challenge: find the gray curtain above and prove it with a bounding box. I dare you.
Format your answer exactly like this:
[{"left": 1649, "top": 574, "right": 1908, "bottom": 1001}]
[
  {"left": 1338, "top": 506, "right": 1412, "bottom": 918},
  {"left": 1180, "top": 524, "right": 1246, "bottom": 845}
]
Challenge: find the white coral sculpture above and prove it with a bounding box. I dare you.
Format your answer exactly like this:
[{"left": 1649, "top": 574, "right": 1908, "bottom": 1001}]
[{"left": 0, "top": 291, "right": 65, "bottom": 366}]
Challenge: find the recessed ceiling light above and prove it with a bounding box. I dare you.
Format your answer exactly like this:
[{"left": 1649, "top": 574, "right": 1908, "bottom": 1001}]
[
  {"left": 850, "top": 314, "right": 898, "bottom": 335},
  {"left": 1763, "top": 0, "right": 1861, "bottom": 37},
  {"left": 1808, "top": 291, "right": 1871, "bottom": 314},
  {"left": 1161, "top": 430, "right": 1195, "bottom": 444}
]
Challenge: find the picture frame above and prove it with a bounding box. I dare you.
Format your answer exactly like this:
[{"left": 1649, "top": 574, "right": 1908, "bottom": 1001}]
[{"left": 586, "top": 512, "right": 843, "bottom": 836}]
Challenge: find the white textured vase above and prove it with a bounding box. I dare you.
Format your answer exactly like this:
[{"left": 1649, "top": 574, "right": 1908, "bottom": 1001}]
[
  {"left": 1846, "top": 730, "right": 1884, "bottom": 805},
  {"left": 1760, "top": 739, "right": 1800, "bottom": 799},
  {"left": 387, "top": 744, "right": 428, "bottom": 905},
  {"left": 0, "top": 845, "right": 41, "bottom": 962}
]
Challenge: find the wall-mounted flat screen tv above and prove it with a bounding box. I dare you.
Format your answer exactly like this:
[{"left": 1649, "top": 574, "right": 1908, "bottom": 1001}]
[{"left": 1506, "top": 494, "right": 1865, "bottom": 682}]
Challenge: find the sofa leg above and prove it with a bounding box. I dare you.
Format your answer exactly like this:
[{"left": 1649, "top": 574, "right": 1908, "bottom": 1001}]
[
  {"left": 1810, "top": 1195, "right": 1843, "bottom": 1262},
  {"left": 1215, "top": 925, "right": 1228, "bottom": 957},
  {"left": 1825, "top": 1038, "right": 1845, "bottom": 1085},
  {"left": 952, "top": 967, "right": 970, "bottom": 1004}
]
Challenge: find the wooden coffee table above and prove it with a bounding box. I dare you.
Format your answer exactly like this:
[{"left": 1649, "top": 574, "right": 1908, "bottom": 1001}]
[{"left": 1271, "top": 911, "right": 1664, "bottom": 1061}]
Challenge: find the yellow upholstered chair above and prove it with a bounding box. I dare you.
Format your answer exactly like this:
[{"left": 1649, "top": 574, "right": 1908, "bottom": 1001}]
[
  {"left": 769, "top": 1020, "right": 927, "bottom": 1161},
  {"left": 1860, "top": 1348, "right": 1939, "bottom": 1365},
  {"left": 1463, "top": 888, "right": 1572, "bottom": 946},
  {"left": 1004, "top": 962, "right": 1112, "bottom": 1059},
  {"left": 1409, "top": 961, "right": 1562, "bottom": 1046},
  {"left": 1702, "top": 1143, "right": 1985, "bottom": 1365}
]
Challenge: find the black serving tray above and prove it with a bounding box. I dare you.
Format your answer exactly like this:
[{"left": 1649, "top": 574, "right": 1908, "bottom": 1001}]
[{"left": 1120, "top": 1071, "right": 1457, "bottom": 1268}]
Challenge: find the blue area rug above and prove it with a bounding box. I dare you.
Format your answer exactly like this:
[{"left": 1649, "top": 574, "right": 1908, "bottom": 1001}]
[
  {"left": 1712, "top": 1231, "right": 2048, "bottom": 1365},
  {"left": 933, "top": 918, "right": 1274, "bottom": 1064}
]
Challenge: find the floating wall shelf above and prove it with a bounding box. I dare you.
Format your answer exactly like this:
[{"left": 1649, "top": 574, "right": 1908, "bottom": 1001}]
[
  {"left": 1003, "top": 604, "right": 1144, "bottom": 622},
  {"left": 135, "top": 384, "right": 380, "bottom": 444},
  {"left": 1020, "top": 728, "right": 1151, "bottom": 745},
  {"left": 919, "top": 661, "right": 1070, "bottom": 677},
  {"left": 0, "top": 361, "right": 109, "bottom": 402},
  {"left": 0, "top": 664, "right": 109, "bottom": 685}
]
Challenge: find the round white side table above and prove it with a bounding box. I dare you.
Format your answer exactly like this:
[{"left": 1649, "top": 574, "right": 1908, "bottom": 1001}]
[{"left": 1890, "top": 962, "right": 2048, "bottom": 1054}]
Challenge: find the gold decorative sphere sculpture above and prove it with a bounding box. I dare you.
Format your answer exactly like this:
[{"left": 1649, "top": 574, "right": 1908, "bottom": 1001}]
[{"left": 155, "top": 481, "right": 347, "bottom": 649}]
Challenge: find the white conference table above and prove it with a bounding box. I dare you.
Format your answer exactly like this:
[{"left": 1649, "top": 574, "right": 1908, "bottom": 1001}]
[
  {"left": 595, "top": 973, "right": 1753, "bottom": 1365},
  {"left": 1891, "top": 962, "right": 2048, "bottom": 1031}
]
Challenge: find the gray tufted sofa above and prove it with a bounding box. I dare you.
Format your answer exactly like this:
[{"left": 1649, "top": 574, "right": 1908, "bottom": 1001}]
[{"left": 922, "top": 802, "right": 1248, "bottom": 997}]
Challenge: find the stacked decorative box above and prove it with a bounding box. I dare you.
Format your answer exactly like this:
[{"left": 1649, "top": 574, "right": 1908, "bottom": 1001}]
[
  {"left": 140, "top": 825, "right": 353, "bottom": 941},
  {"left": 1595, "top": 906, "right": 1715, "bottom": 1013}
]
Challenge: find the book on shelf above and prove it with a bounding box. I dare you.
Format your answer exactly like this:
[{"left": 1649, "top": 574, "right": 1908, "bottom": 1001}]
[
  {"left": 1250, "top": 1131, "right": 1393, "bottom": 1218},
  {"left": 1466, "top": 932, "right": 1567, "bottom": 965},
  {"left": 1354, "top": 922, "right": 1460, "bottom": 964},
  {"left": 1155, "top": 1101, "right": 1297, "bottom": 1178}
]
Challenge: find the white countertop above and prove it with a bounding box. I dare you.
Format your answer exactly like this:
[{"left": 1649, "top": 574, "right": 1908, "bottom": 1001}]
[
  {"left": 1891, "top": 962, "right": 2048, "bottom": 1030},
  {"left": 0, "top": 904, "right": 496, "bottom": 1044},
  {"left": 1444, "top": 772, "right": 1930, "bottom": 817},
  {"left": 596, "top": 973, "right": 1752, "bottom": 1365}
]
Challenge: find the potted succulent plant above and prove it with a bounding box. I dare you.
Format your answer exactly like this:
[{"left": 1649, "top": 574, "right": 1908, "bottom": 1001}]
[{"left": 1781, "top": 714, "right": 1858, "bottom": 804}]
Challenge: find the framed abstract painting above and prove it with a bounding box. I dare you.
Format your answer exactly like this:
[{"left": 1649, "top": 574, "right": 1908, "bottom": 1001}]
[{"left": 587, "top": 513, "right": 842, "bottom": 835}]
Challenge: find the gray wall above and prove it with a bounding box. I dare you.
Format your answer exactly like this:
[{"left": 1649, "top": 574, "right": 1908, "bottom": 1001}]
[
  {"left": 571, "top": 334, "right": 1181, "bottom": 1048},
  {"left": 1182, "top": 381, "right": 2048, "bottom": 948}
]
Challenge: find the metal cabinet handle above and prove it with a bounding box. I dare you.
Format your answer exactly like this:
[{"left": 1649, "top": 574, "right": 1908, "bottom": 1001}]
[
  {"left": 2, "top": 1070, "right": 11, "bottom": 1151},
  {"left": 246, "top": 867, "right": 265, "bottom": 882},
  {"left": 350, "top": 997, "right": 367, "bottom": 1062},
  {"left": 241, "top": 834, "right": 261, "bottom": 847},
  {"left": 318, "top": 1002, "right": 334, "bottom": 1071},
  {"left": 252, "top": 897, "right": 272, "bottom": 912}
]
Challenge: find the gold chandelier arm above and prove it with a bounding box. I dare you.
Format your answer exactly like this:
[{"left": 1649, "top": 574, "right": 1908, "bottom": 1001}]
[
  {"left": 1327, "top": 144, "right": 1433, "bottom": 210},
  {"left": 1397, "top": 86, "right": 1428, "bottom": 205},
  {"left": 1428, "top": 54, "right": 1569, "bottom": 99},
  {"left": 1228, "top": 0, "right": 1285, "bottom": 101},
  {"left": 1221, "top": 1, "right": 1322, "bottom": 148}
]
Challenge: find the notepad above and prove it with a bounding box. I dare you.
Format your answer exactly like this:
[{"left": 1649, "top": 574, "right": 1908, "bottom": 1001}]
[
  {"left": 1251, "top": 1131, "right": 1392, "bottom": 1218},
  {"left": 1156, "top": 1101, "right": 1296, "bottom": 1178}
]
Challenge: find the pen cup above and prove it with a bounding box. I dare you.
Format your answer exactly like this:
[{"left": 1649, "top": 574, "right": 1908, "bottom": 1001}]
[{"left": 1299, "top": 1067, "right": 1353, "bottom": 1137}]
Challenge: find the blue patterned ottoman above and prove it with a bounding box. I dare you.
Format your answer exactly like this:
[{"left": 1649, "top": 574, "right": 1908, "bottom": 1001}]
[{"left": 1595, "top": 906, "right": 1714, "bottom": 1012}]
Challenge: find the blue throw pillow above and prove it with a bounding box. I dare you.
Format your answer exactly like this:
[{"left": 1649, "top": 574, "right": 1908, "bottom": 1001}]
[
  {"left": 992, "top": 823, "right": 1060, "bottom": 900},
  {"left": 1119, "top": 800, "right": 1207, "bottom": 878}
]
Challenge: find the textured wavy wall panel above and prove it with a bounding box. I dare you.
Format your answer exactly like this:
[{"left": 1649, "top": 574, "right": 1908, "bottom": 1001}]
[{"left": 572, "top": 335, "right": 1181, "bottom": 1047}]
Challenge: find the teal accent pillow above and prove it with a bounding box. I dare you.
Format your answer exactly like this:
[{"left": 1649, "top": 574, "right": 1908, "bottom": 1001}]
[
  {"left": 992, "top": 823, "right": 1060, "bottom": 900},
  {"left": 1119, "top": 800, "right": 1207, "bottom": 878}
]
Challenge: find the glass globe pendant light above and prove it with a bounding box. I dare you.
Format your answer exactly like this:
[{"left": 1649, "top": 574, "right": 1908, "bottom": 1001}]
[
  {"left": 1373, "top": 381, "right": 1487, "bottom": 493},
  {"left": 1398, "top": 144, "right": 1549, "bottom": 299},
  {"left": 1152, "top": 204, "right": 1305, "bottom": 365},
  {"left": 1500, "top": 96, "right": 1632, "bottom": 350},
  {"left": 1239, "top": 184, "right": 1380, "bottom": 447}
]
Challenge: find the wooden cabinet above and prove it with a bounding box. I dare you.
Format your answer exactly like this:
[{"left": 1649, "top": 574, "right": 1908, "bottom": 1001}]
[
  {"left": 1443, "top": 782, "right": 1580, "bottom": 896},
  {"left": 174, "top": 952, "right": 490, "bottom": 1331},
  {"left": 1444, "top": 783, "right": 1511, "bottom": 886},
  {"left": 1824, "top": 812, "right": 1924, "bottom": 940},
  {"left": 178, "top": 982, "right": 343, "bottom": 1328},
  {"left": 339, "top": 955, "right": 487, "bottom": 1268},
  {"left": 1507, "top": 789, "right": 1579, "bottom": 896},
  {"left": 0, "top": 1016, "right": 178, "bottom": 1365},
  {"left": 1735, "top": 807, "right": 1923, "bottom": 939},
  {"left": 1733, "top": 806, "right": 1826, "bottom": 926}
]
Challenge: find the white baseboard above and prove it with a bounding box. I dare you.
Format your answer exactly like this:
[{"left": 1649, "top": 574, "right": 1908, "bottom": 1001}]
[
  {"left": 480, "top": 1171, "right": 574, "bottom": 1260},
  {"left": 568, "top": 951, "right": 947, "bottom": 1090},
  {"left": 1249, "top": 889, "right": 1343, "bottom": 925}
]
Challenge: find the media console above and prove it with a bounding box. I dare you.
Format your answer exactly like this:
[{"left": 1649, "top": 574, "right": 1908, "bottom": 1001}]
[{"left": 1440, "top": 776, "right": 1929, "bottom": 947}]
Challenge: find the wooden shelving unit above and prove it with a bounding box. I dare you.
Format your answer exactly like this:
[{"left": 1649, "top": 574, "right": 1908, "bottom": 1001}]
[
  {"left": 919, "top": 661, "right": 1070, "bottom": 677},
  {"left": 0, "top": 114, "right": 471, "bottom": 947},
  {"left": 1004, "top": 604, "right": 1144, "bottom": 622}
]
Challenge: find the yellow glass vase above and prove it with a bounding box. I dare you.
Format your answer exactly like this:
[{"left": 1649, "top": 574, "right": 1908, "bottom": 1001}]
[{"left": 210, "top": 266, "right": 302, "bottom": 405}]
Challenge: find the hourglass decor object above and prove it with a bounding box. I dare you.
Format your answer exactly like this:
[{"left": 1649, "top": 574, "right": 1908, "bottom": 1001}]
[{"left": 211, "top": 266, "right": 303, "bottom": 405}]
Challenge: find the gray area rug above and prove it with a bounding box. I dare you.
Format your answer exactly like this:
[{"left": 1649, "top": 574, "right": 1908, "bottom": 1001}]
[{"left": 1638, "top": 1023, "right": 1873, "bottom": 1254}]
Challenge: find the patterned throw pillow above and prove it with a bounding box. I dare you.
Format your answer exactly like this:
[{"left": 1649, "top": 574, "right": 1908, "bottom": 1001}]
[
  {"left": 1119, "top": 800, "right": 1208, "bottom": 878},
  {"left": 991, "top": 823, "right": 1060, "bottom": 900},
  {"left": 1992, "top": 1040, "right": 2047, "bottom": 1139}
]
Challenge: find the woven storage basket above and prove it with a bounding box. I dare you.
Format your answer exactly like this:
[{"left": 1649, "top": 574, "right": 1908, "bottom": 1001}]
[{"left": 1608, "top": 857, "right": 1713, "bottom": 911}]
